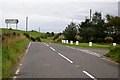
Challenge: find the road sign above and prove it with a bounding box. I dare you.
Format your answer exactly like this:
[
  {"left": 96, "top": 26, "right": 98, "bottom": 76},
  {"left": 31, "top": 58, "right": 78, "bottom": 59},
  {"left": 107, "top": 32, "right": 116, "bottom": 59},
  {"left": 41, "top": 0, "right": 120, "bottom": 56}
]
[{"left": 5, "top": 19, "right": 19, "bottom": 24}]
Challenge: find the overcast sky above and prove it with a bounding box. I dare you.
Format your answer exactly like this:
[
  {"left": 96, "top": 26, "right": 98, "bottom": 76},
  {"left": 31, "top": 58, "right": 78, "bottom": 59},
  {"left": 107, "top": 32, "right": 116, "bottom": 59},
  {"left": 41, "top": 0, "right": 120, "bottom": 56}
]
[{"left": 0, "top": 0, "right": 119, "bottom": 33}]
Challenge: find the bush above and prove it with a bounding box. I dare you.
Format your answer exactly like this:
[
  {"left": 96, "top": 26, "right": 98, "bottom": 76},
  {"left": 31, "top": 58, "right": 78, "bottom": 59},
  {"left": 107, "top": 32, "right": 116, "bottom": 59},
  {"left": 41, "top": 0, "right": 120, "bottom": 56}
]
[
  {"left": 36, "top": 37, "right": 41, "bottom": 42},
  {"left": 105, "top": 37, "right": 113, "bottom": 43},
  {"left": 23, "top": 33, "right": 31, "bottom": 39},
  {"left": 40, "top": 34, "right": 47, "bottom": 39},
  {"left": 31, "top": 37, "right": 36, "bottom": 42}
]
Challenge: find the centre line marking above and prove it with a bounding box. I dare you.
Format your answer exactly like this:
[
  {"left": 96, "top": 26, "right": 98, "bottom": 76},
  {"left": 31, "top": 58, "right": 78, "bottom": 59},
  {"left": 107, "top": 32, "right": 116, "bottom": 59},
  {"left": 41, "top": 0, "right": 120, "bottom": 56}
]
[
  {"left": 50, "top": 47, "right": 56, "bottom": 51},
  {"left": 83, "top": 71, "right": 97, "bottom": 80},
  {"left": 46, "top": 44, "right": 49, "bottom": 46},
  {"left": 44, "top": 43, "right": 49, "bottom": 47},
  {"left": 58, "top": 53, "right": 73, "bottom": 63}
]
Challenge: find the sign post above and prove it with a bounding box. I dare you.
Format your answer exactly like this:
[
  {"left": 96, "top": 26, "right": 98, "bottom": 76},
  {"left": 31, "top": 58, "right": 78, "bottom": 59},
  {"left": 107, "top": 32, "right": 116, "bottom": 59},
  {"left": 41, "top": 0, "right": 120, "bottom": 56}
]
[
  {"left": 26, "top": 17, "right": 28, "bottom": 33},
  {"left": 5, "top": 19, "right": 19, "bottom": 29}
]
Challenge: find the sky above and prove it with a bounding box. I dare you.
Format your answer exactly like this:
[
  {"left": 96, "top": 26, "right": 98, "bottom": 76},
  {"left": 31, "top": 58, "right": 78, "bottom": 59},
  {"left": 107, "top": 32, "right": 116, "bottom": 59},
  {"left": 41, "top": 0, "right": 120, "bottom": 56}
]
[{"left": 0, "top": 0, "right": 119, "bottom": 33}]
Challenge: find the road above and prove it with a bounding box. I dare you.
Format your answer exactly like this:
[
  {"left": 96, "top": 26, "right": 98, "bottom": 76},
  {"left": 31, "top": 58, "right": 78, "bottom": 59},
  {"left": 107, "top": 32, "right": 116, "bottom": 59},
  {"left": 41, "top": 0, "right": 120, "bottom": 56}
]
[{"left": 14, "top": 42, "right": 118, "bottom": 80}]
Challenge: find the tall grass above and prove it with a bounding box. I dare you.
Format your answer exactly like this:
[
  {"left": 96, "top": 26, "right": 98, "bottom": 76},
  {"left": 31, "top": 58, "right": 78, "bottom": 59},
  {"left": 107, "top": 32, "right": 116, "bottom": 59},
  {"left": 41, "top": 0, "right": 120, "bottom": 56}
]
[
  {"left": 104, "top": 46, "right": 120, "bottom": 63},
  {"left": 2, "top": 30, "right": 30, "bottom": 79},
  {"left": 2, "top": 38, "right": 29, "bottom": 78}
]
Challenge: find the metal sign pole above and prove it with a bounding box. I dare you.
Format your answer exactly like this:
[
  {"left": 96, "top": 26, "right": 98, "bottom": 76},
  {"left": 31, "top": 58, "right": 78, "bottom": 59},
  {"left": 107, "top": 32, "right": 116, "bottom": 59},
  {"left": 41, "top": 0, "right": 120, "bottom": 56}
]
[
  {"left": 26, "top": 17, "right": 28, "bottom": 33},
  {"left": 16, "top": 23, "right": 17, "bottom": 30},
  {"left": 6, "top": 23, "right": 8, "bottom": 29}
]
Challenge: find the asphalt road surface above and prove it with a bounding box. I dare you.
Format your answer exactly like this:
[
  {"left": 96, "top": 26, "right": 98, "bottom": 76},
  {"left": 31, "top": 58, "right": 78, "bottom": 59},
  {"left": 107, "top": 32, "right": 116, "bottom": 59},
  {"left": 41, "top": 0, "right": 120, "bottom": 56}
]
[{"left": 14, "top": 42, "right": 119, "bottom": 80}]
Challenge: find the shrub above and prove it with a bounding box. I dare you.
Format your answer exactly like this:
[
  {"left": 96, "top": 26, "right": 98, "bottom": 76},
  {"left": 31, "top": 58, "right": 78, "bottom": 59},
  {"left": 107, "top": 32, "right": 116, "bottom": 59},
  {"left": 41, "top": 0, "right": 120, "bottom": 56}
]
[
  {"left": 105, "top": 37, "right": 113, "bottom": 43},
  {"left": 23, "top": 33, "right": 31, "bottom": 39},
  {"left": 36, "top": 37, "right": 41, "bottom": 42},
  {"left": 31, "top": 37, "right": 36, "bottom": 42},
  {"left": 75, "top": 35, "right": 81, "bottom": 41}
]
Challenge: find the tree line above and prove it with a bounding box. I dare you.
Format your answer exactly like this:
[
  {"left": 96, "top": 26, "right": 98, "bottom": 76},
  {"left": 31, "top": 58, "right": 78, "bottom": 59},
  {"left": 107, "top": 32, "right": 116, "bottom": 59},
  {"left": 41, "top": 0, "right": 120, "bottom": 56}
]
[{"left": 63, "top": 12, "right": 120, "bottom": 43}]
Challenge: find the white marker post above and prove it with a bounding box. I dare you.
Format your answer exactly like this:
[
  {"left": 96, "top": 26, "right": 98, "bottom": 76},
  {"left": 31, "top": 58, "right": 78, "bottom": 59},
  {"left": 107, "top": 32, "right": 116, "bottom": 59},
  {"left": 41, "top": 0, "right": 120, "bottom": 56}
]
[
  {"left": 62, "top": 40, "right": 63, "bottom": 43},
  {"left": 113, "top": 43, "right": 116, "bottom": 46},
  {"left": 89, "top": 42, "right": 92, "bottom": 47},
  {"left": 66, "top": 40, "right": 68, "bottom": 44},
  {"left": 76, "top": 41, "right": 79, "bottom": 45},
  {"left": 70, "top": 41, "right": 73, "bottom": 45}
]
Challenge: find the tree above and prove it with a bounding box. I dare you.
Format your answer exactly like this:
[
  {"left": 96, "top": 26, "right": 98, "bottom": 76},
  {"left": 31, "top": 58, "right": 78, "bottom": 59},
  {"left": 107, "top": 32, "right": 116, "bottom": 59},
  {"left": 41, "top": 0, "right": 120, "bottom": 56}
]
[
  {"left": 51, "top": 32, "right": 54, "bottom": 36},
  {"left": 63, "top": 22, "right": 77, "bottom": 41},
  {"left": 78, "top": 19, "right": 94, "bottom": 42},
  {"left": 78, "top": 12, "right": 106, "bottom": 42},
  {"left": 105, "top": 16, "right": 120, "bottom": 43},
  {"left": 92, "top": 12, "right": 106, "bottom": 42}
]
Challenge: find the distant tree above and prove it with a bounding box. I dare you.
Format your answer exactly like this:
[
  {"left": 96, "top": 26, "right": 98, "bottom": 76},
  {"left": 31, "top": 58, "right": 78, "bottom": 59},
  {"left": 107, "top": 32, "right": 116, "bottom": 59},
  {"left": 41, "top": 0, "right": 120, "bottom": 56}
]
[
  {"left": 63, "top": 22, "right": 77, "bottom": 41},
  {"left": 51, "top": 32, "right": 54, "bottom": 36}
]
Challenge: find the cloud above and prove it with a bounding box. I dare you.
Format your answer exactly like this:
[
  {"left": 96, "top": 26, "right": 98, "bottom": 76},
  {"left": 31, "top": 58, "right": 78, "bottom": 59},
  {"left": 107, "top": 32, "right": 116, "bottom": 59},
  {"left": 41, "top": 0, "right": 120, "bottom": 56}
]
[{"left": 1, "top": 1, "right": 118, "bottom": 32}]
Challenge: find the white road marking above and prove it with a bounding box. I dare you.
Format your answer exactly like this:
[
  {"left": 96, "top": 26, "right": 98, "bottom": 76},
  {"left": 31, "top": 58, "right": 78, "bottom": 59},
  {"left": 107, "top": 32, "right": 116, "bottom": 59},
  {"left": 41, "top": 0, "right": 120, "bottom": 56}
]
[
  {"left": 46, "top": 44, "right": 49, "bottom": 46},
  {"left": 83, "top": 71, "right": 97, "bottom": 80},
  {"left": 25, "top": 42, "right": 31, "bottom": 54},
  {"left": 28, "top": 42, "right": 31, "bottom": 48},
  {"left": 15, "top": 67, "right": 20, "bottom": 75},
  {"left": 50, "top": 47, "right": 56, "bottom": 51},
  {"left": 13, "top": 76, "right": 17, "bottom": 79},
  {"left": 44, "top": 43, "right": 49, "bottom": 47},
  {"left": 25, "top": 49, "right": 28, "bottom": 54},
  {"left": 67, "top": 46, "right": 101, "bottom": 57},
  {"left": 13, "top": 42, "right": 31, "bottom": 79},
  {"left": 58, "top": 53, "right": 73, "bottom": 63}
]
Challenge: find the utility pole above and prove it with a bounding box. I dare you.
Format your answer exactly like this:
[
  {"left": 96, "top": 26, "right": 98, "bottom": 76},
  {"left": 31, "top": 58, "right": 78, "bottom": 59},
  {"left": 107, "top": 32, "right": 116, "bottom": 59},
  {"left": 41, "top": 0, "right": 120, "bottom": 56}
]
[
  {"left": 118, "top": 1, "right": 120, "bottom": 17},
  {"left": 26, "top": 17, "right": 28, "bottom": 33},
  {"left": 90, "top": 9, "right": 92, "bottom": 21},
  {"left": 39, "top": 27, "right": 40, "bottom": 33},
  {"left": 6, "top": 23, "right": 8, "bottom": 29}
]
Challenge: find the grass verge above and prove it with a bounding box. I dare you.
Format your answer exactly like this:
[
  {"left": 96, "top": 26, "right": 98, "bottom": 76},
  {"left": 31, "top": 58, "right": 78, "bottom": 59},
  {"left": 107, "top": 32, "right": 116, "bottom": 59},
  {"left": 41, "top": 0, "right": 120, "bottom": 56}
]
[
  {"left": 58, "top": 42, "right": 111, "bottom": 49},
  {"left": 104, "top": 46, "right": 120, "bottom": 63},
  {"left": 2, "top": 38, "right": 30, "bottom": 78}
]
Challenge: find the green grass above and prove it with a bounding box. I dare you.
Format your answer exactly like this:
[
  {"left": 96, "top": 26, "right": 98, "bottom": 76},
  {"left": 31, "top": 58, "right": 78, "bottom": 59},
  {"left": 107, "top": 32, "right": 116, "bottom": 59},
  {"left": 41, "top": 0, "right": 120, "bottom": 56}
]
[
  {"left": 2, "top": 38, "right": 30, "bottom": 78},
  {"left": 59, "top": 42, "right": 111, "bottom": 49},
  {"left": 104, "top": 46, "right": 120, "bottom": 63},
  {"left": 0, "top": 48, "right": 2, "bottom": 80},
  {"left": 41, "top": 39, "right": 53, "bottom": 42},
  {"left": 1, "top": 28, "right": 31, "bottom": 78},
  {"left": 1, "top": 28, "right": 45, "bottom": 38},
  {"left": 28, "top": 32, "right": 45, "bottom": 38}
]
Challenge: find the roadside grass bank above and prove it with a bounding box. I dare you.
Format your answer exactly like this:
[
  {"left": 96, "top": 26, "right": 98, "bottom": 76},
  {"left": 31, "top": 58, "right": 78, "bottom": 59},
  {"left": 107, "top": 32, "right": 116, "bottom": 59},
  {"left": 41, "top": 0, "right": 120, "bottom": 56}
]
[
  {"left": 2, "top": 30, "right": 30, "bottom": 79},
  {"left": 58, "top": 42, "right": 111, "bottom": 49},
  {"left": 104, "top": 46, "right": 120, "bottom": 63}
]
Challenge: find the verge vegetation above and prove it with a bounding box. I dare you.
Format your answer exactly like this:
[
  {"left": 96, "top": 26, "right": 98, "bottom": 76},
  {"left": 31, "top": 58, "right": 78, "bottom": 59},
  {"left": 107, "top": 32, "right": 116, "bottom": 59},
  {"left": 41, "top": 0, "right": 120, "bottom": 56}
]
[{"left": 2, "top": 29, "right": 30, "bottom": 78}]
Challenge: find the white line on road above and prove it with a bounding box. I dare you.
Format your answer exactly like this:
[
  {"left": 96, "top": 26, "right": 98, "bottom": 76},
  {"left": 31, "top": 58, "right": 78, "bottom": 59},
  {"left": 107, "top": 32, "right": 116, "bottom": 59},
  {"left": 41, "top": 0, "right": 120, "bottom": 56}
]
[
  {"left": 25, "top": 49, "right": 28, "bottom": 54},
  {"left": 25, "top": 42, "right": 31, "bottom": 54},
  {"left": 58, "top": 53, "right": 73, "bottom": 63},
  {"left": 28, "top": 42, "right": 31, "bottom": 48},
  {"left": 46, "top": 44, "right": 49, "bottom": 46},
  {"left": 15, "top": 69, "right": 20, "bottom": 75},
  {"left": 83, "top": 71, "right": 97, "bottom": 80},
  {"left": 50, "top": 47, "right": 56, "bottom": 51},
  {"left": 44, "top": 43, "right": 49, "bottom": 47}
]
